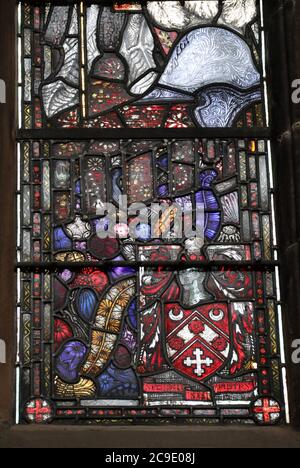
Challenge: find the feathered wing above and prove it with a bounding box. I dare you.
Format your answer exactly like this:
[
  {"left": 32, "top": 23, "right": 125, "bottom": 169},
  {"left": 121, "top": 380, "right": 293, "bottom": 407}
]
[
  {"left": 45, "top": 6, "right": 70, "bottom": 45},
  {"left": 120, "top": 15, "right": 158, "bottom": 95},
  {"left": 185, "top": 1, "right": 219, "bottom": 20},
  {"left": 42, "top": 80, "right": 79, "bottom": 118},
  {"left": 42, "top": 8, "right": 80, "bottom": 118},
  {"left": 147, "top": 1, "right": 190, "bottom": 30},
  {"left": 86, "top": 5, "right": 100, "bottom": 72},
  {"left": 82, "top": 278, "right": 136, "bottom": 377},
  {"left": 218, "top": 0, "right": 257, "bottom": 33},
  {"left": 54, "top": 376, "right": 96, "bottom": 398},
  {"left": 59, "top": 38, "right": 79, "bottom": 86},
  {"left": 147, "top": 1, "right": 256, "bottom": 33}
]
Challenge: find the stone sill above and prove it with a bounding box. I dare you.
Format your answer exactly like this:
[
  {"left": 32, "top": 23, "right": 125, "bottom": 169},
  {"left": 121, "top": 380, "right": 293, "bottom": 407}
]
[{"left": 0, "top": 424, "right": 300, "bottom": 448}]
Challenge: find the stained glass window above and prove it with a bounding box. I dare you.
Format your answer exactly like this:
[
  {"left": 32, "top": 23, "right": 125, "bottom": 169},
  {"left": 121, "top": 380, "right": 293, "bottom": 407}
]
[{"left": 17, "top": 1, "right": 289, "bottom": 426}]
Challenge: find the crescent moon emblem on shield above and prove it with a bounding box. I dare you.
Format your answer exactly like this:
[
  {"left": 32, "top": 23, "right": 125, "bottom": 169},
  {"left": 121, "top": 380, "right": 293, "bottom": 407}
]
[
  {"left": 209, "top": 308, "right": 224, "bottom": 322},
  {"left": 169, "top": 308, "right": 184, "bottom": 321}
]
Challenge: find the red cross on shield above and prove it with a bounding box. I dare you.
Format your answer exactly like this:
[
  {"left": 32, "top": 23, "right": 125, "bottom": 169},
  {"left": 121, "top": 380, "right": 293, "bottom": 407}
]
[{"left": 164, "top": 303, "right": 231, "bottom": 382}]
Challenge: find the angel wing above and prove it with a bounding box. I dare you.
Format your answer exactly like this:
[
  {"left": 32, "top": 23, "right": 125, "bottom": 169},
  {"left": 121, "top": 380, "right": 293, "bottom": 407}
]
[
  {"left": 185, "top": 1, "right": 219, "bottom": 21},
  {"left": 42, "top": 80, "right": 79, "bottom": 118},
  {"left": 86, "top": 5, "right": 100, "bottom": 72},
  {"left": 147, "top": 1, "right": 256, "bottom": 34},
  {"left": 120, "top": 15, "right": 158, "bottom": 95},
  {"left": 219, "top": 0, "right": 257, "bottom": 33},
  {"left": 82, "top": 278, "right": 136, "bottom": 376},
  {"left": 59, "top": 38, "right": 79, "bottom": 86},
  {"left": 45, "top": 6, "right": 70, "bottom": 45},
  {"left": 147, "top": 1, "right": 190, "bottom": 30},
  {"left": 54, "top": 376, "right": 96, "bottom": 398}
]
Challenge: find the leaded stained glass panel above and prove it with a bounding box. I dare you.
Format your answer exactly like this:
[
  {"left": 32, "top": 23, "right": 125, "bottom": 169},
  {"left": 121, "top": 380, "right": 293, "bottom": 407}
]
[
  {"left": 19, "top": 138, "right": 274, "bottom": 263},
  {"left": 19, "top": 1, "right": 265, "bottom": 129},
  {"left": 16, "top": 1, "right": 289, "bottom": 426}
]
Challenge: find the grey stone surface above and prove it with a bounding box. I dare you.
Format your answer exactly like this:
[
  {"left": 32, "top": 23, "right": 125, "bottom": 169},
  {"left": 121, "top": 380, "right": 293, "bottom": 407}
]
[{"left": 0, "top": 425, "right": 300, "bottom": 448}]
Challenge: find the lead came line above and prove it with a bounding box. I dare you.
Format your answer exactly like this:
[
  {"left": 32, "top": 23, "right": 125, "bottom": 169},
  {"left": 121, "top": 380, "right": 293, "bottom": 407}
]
[{"left": 80, "top": 1, "right": 87, "bottom": 119}]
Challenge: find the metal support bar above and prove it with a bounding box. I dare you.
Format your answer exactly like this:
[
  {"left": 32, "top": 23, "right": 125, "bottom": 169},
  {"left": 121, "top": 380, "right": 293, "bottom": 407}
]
[
  {"left": 17, "top": 127, "right": 272, "bottom": 141},
  {"left": 16, "top": 260, "right": 280, "bottom": 271}
]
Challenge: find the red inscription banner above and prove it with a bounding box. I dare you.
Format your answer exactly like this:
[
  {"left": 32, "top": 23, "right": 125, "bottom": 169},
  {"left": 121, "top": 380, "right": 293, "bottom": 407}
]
[
  {"left": 143, "top": 384, "right": 185, "bottom": 393},
  {"left": 213, "top": 381, "right": 256, "bottom": 394},
  {"left": 185, "top": 391, "right": 212, "bottom": 401}
]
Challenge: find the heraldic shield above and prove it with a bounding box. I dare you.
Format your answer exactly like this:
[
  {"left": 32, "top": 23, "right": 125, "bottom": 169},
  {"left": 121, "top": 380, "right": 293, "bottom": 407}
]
[{"left": 165, "top": 303, "right": 231, "bottom": 382}]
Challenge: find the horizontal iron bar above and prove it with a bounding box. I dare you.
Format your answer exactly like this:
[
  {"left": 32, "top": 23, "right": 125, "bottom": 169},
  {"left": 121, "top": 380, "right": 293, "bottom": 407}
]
[
  {"left": 16, "top": 260, "right": 280, "bottom": 271},
  {"left": 17, "top": 128, "right": 272, "bottom": 141},
  {"left": 18, "top": 0, "right": 237, "bottom": 5}
]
